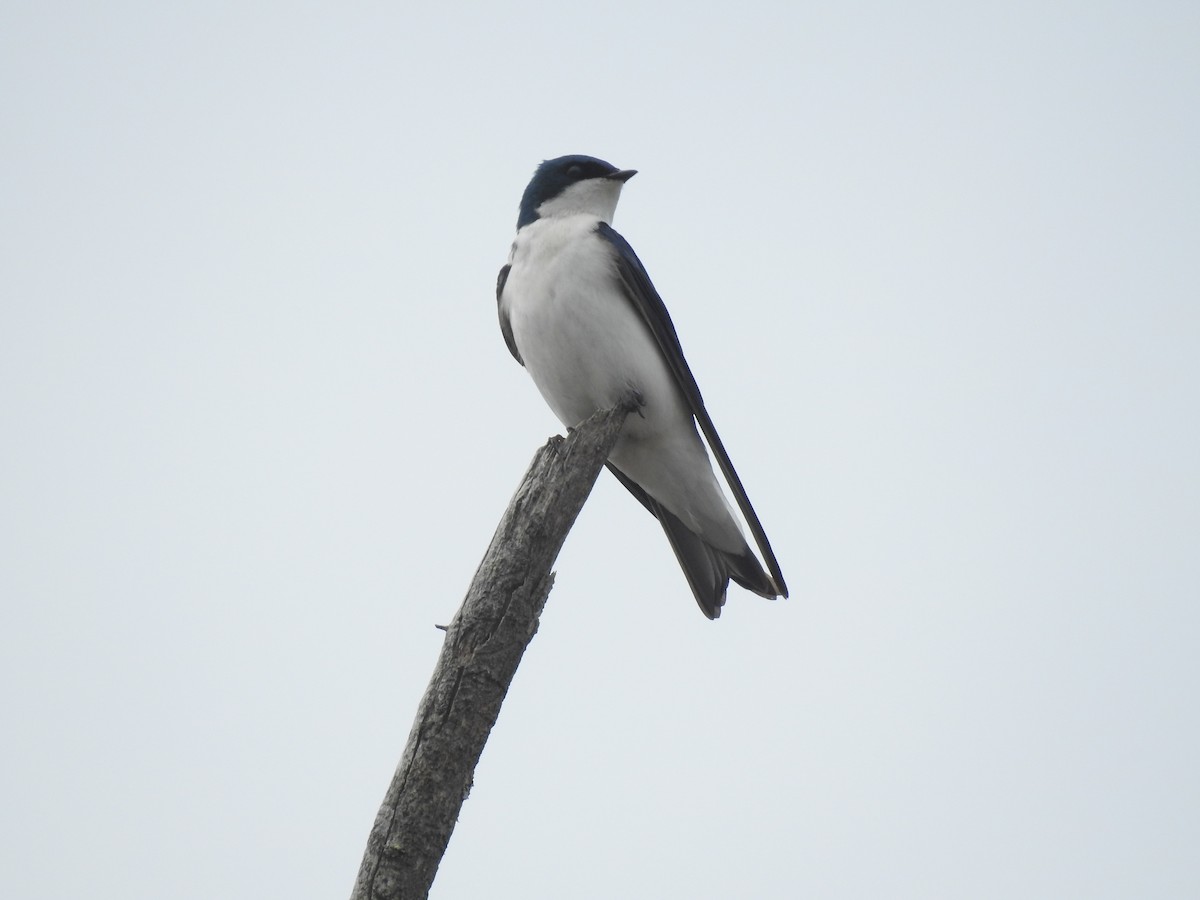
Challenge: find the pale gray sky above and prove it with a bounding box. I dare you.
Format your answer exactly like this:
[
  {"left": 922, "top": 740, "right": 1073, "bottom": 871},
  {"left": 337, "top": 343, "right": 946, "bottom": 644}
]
[{"left": 2, "top": 2, "right": 1198, "bottom": 898}]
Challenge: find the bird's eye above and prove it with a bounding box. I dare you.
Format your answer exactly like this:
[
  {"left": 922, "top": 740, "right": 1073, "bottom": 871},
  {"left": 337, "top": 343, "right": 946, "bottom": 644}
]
[{"left": 566, "top": 165, "right": 583, "bottom": 178}]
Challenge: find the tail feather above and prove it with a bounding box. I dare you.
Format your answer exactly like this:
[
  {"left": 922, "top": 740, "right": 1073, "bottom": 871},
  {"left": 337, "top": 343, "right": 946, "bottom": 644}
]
[{"left": 605, "top": 463, "right": 779, "bottom": 619}]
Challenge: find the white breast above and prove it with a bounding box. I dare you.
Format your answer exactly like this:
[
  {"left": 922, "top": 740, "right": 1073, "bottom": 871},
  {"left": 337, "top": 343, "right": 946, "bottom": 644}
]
[
  {"left": 500, "top": 214, "right": 746, "bottom": 552},
  {"left": 502, "top": 215, "right": 682, "bottom": 432}
]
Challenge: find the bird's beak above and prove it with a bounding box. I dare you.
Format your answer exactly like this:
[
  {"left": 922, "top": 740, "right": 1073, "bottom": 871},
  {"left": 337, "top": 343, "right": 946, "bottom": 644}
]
[{"left": 607, "top": 169, "right": 638, "bottom": 183}]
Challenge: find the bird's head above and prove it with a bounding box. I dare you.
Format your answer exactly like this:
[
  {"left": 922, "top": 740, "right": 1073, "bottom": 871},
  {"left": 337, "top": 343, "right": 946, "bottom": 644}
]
[{"left": 517, "top": 154, "right": 637, "bottom": 229}]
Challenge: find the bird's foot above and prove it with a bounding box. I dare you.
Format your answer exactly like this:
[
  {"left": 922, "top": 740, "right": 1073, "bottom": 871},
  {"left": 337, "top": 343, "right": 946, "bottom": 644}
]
[{"left": 619, "top": 387, "right": 647, "bottom": 418}]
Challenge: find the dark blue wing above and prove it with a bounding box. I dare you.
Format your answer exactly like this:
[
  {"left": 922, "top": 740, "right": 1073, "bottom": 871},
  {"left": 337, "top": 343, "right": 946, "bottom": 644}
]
[
  {"left": 496, "top": 263, "right": 522, "bottom": 365},
  {"left": 595, "top": 222, "right": 788, "bottom": 599}
]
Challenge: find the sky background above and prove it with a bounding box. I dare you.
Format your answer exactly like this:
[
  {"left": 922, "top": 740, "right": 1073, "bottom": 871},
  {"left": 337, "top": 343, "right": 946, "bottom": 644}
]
[{"left": 2, "top": 2, "right": 1198, "bottom": 898}]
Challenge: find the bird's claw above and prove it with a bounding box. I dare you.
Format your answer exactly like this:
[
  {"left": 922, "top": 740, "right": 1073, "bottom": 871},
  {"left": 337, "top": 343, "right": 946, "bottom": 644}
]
[{"left": 621, "top": 388, "right": 647, "bottom": 418}]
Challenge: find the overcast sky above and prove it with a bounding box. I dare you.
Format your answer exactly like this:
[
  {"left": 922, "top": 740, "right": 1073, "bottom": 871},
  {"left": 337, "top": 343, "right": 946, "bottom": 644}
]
[{"left": 2, "top": 2, "right": 1198, "bottom": 898}]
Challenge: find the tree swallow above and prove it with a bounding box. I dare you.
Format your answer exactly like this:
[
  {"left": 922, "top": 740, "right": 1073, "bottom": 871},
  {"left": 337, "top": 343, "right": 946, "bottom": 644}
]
[{"left": 496, "top": 154, "right": 787, "bottom": 618}]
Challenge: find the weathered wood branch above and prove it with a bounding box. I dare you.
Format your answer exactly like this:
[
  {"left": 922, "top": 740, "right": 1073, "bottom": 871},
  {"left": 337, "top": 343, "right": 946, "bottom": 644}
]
[{"left": 350, "top": 403, "right": 632, "bottom": 900}]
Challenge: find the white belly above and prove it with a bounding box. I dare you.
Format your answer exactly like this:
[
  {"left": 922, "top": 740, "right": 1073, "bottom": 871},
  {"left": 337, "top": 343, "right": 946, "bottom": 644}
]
[
  {"left": 504, "top": 216, "right": 686, "bottom": 434},
  {"left": 501, "top": 215, "right": 745, "bottom": 552}
]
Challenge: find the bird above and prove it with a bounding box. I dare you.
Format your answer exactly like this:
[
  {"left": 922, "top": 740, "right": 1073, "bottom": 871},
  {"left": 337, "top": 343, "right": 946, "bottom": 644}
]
[{"left": 496, "top": 154, "right": 787, "bottom": 618}]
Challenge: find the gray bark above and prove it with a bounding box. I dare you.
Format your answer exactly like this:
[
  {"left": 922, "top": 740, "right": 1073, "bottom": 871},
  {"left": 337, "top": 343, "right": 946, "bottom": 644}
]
[{"left": 350, "top": 403, "right": 632, "bottom": 900}]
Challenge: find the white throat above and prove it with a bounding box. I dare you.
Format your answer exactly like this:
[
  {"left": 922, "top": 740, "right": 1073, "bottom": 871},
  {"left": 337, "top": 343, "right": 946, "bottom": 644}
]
[{"left": 536, "top": 178, "right": 625, "bottom": 225}]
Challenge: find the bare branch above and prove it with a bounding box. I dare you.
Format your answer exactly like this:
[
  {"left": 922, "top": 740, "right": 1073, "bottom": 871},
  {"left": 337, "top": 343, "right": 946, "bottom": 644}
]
[{"left": 351, "top": 404, "right": 631, "bottom": 900}]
